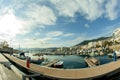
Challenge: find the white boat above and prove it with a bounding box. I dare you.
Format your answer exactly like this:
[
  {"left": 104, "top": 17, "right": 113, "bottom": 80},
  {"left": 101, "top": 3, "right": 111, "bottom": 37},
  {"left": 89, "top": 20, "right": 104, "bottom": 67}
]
[
  {"left": 53, "top": 61, "right": 64, "bottom": 68},
  {"left": 108, "top": 51, "right": 120, "bottom": 58}
]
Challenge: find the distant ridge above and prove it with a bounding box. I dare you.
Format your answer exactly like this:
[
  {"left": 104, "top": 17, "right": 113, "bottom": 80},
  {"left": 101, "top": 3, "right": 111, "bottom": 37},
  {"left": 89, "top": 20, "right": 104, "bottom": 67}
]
[{"left": 75, "top": 36, "right": 111, "bottom": 46}]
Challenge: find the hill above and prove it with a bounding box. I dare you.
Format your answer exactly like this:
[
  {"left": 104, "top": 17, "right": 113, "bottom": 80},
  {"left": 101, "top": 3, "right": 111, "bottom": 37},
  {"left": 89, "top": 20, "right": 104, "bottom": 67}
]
[{"left": 75, "top": 36, "right": 111, "bottom": 46}]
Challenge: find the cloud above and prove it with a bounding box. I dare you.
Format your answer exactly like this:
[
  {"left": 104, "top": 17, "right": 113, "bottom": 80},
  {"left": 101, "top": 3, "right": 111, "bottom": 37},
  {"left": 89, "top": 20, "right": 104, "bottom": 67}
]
[
  {"left": 105, "top": 0, "right": 120, "bottom": 20},
  {"left": 50, "top": 0, "right": 120, "bottom": 21},
  {"left": 0, "top": 0, "right": 57, "bottom": 41},
  {"left": 24, "top": 3, "right": 57, "bottom": 26},
  {"left": 50, "top": 0, "right": 104, "bottom": 21},
  {"left": 50, "top": 0, "right": 79, "bottom": 18},
  {"left": 20, "top": 37, "right": 54, "bottom": 48},
  {"left": 47, "top": 31, "right": 63, "bottom": 37},
  {"left": 64, "top": 33, "right": 74, "bottom": 37},
  {"left": 46, "top": 31, "right": 75, "bottom": 38}
]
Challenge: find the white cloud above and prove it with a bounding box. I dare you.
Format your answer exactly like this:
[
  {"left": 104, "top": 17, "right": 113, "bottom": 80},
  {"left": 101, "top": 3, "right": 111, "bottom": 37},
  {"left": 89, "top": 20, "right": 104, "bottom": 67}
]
[
  {"left": 47, "top": 31, "right": 63, "bottom": 37},
  {"left": 20, "top": 37, "right": 56, "bottom": 48},
  {"left": 50, "top": 0, "right": 120, "bottom": 21},
  {"left": 76, "top": 0, "right": 104, "bottom": 21},
  {"left": 105, "top": 0, "right": 120, "bottom": 20},
  {"left": 24, "top": 3, "right": 56, "bottom": 26},
  {"left": 0, "top": 1, "right": 57, "bottom": 40},
  {"left": 64, "top": 33, "right": 74, "bottom": 37},
  {"left": 50, "top": 0, "right": 79, "bottom": 17},
  {"left": 50, "top": 0, "right": 104, "bottom": 21},
  {"left": 47, "top": 31, "right": 74, "bottom": 38}
]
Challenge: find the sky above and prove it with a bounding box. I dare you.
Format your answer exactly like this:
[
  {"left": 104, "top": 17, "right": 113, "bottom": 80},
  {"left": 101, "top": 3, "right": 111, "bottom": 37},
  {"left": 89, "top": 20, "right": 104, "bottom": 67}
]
[{"left": 0, "top": 0, "right": 120, "bottom": 48}]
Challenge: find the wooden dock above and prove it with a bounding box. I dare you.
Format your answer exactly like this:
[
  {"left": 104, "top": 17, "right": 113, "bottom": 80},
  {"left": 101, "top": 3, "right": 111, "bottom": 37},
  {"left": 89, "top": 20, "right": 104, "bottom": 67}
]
[
  {"left": 84, "top": 57, "right": 100, "bottom": 67},
  {"left": 44, "top": 59, "right": 59, "bottom": 67}
]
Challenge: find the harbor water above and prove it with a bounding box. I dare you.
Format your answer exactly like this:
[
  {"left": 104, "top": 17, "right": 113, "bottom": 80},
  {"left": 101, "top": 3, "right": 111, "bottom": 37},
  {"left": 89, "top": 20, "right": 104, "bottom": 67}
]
[{"left": 25, "top": 53, "right": 114, "bottom": 69}]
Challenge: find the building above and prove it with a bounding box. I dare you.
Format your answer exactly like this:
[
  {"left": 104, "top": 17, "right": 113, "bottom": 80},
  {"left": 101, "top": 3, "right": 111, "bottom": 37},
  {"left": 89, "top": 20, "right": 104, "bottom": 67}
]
[
  {"left": 88, "top": 42, "right": 97, "bottom": 48},
  {"left": 113, "top": 28, "right": 120, "bottom": 42}
]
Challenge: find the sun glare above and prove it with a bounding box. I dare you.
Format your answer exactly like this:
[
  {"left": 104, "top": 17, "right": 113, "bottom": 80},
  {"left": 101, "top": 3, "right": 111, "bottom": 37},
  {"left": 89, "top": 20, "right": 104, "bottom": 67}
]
[{"left": 0, "top": 11, "right": 23, "bottom": 39}]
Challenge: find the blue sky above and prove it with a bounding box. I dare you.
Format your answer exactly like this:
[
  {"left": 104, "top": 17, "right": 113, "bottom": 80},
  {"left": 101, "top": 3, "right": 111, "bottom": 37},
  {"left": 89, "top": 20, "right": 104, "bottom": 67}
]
[{"left": 0, "top": 0, "right": 120, "bottom": 48}]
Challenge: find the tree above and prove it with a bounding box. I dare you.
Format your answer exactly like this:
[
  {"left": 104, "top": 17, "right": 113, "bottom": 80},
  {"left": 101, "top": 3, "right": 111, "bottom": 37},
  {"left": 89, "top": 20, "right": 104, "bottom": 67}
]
[{"left": 0, "top": 41, "right": 9, "bottom": 48}]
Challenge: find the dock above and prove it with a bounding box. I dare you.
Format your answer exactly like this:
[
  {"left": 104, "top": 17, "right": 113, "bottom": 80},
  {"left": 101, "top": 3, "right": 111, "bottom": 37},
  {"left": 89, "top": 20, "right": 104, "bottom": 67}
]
[
  {"left": 0, "top": 53, "right": 11, "bottom": 68},
  {"left": 0, "top": 64, "right": 21, "bottom": 80},
  {"left": 84, "top": 57, "right": 100, "bottom": 67},
  {"left": 44, "top": 59, "right": 59, "bottom": 67},
  {"left": 0, "top": 53, "right": 21, "bottom": 80},
  {"left": 0, "top": 53, "right": 9, "bottom": 62},
  {"left": 4, "top": 53, "right": 120, "bottom": 80}
]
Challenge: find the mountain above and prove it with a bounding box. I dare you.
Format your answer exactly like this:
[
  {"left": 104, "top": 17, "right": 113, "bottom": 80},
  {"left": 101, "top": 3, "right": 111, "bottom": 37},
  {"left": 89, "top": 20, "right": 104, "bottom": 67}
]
[{"left": 75, "top": 36, "right": 111, "bottom": 46}]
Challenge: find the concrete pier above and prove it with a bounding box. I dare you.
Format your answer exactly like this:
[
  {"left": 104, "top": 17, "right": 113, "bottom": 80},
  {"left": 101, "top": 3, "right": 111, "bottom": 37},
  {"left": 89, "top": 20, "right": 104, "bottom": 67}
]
[
  {"left": 0, "top": 53, "right": 24, "bottom": 80},
  {"left": 0, "top": 64, "right": 21, "bottom": 80},
  {"left": 0, "top": 53, "right": 10, "bottom": 68}
]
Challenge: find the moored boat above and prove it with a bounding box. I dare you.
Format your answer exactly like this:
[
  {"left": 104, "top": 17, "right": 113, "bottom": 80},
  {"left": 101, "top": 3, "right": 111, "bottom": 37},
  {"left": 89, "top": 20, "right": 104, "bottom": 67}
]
[
  {"left": 30, "top": 59, "right": 43, "bottom": 64},
  {"left": 53, "top": 61, "right": 64, "bottom": 68}
]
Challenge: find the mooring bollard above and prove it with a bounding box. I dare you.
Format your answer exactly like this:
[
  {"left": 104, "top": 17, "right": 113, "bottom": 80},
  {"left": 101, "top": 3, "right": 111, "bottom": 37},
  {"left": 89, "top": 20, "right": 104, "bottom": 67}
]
[
  {"left": 113, "top": 52, "right": 116, "bottom": 61},
  {"left": 26, "top": 57, "right": 30, "bottom": 68}
]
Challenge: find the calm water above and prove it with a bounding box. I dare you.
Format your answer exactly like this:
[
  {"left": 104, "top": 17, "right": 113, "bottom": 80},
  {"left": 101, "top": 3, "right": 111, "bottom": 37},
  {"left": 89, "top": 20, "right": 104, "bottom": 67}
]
[
  {"left": 41, "top": 55, "right": 114, "bottom": 69},
  {"left": 25, "top": 53, "right": 114, "bottom": 69}
]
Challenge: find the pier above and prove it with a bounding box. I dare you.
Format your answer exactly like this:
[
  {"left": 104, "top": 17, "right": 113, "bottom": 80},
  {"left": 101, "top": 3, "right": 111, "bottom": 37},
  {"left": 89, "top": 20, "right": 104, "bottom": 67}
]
[
  {"left": 3, "top": 53, "right": 120, "bottom": 80},
  {"left": 0, "top": 53, "right": 21, "bottom": 80},
  {"left": 84, "top": 57, "right": 100, "bottom": 67},
  {"left": 44, "top": 59, "right": 59, "bottom": 67},
  {"left": 84, "top": 58, "right": 96, "bottom": 67}
]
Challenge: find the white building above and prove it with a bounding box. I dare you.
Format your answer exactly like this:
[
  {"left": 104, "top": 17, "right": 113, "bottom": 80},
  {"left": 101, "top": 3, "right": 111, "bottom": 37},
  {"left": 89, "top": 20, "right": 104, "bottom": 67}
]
[
  {"left": 88, "top": 42, "right": 97, "bottom": 48},
  {"left": 98, "top": 41, "right": 103, "bottom": 47},
  {"left": 113, "top": 28, "right": 120, "bottom": 42}
]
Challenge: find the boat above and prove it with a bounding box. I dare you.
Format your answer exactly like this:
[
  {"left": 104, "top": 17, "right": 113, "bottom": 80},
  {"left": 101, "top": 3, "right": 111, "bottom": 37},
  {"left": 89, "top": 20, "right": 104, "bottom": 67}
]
[
  {"left": 30, "top": 59, "right": 43, "bottom": 64},
  {"left": 30, "top": 57, "right": 44, "bottom": 64},
  {"left": 108, "top": 51, "right": 120, "bottom": 58},
  {"left": 53, "top": 61, "right": 64, "bottom": 68}
]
